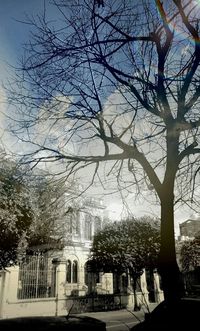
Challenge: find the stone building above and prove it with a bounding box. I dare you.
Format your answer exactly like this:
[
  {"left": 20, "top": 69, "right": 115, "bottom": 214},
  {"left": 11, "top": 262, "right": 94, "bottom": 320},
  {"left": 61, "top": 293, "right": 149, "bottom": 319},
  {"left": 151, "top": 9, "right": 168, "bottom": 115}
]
[
  {"left": 52, "top": 193, "right": 164, "bottom": 305},
  {"left": 179, "top": 218, "right": 200, "bottom": 241},
  {"left": 0, "top": 193, "right": 163, "bottom": 319},
  {"left": 61, "top": 196, "right": 108, "bottom": 296}
]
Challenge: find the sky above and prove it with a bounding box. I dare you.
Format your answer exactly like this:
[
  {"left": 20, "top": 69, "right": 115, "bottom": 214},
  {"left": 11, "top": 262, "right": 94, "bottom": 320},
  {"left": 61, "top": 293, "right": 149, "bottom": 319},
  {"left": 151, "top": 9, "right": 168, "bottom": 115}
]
[
  {"left": 0, "top": 0, "right": 47, "bottom": 148},
  {"left": 0, "top": 1, "right": 44, "bottom": 71},
  {"left": 0, "top": 0, "right": 198, "bottom": 237}
]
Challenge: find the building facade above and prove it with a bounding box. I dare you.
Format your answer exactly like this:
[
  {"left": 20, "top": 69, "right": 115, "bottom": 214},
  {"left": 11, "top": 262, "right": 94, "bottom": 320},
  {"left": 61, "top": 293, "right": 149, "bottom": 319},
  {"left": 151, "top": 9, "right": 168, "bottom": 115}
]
[
  {"left": 179, "top": 219, "right": 200, "bottom": 241},
  {"left": 52, "top": 195, "right": 163, "bottom": 305},
  {"left": 61, "top": 196, "right": 107, "bottom": 296},
  {"left": 0, "top": 194, "right": 163, "bottom": 319}
]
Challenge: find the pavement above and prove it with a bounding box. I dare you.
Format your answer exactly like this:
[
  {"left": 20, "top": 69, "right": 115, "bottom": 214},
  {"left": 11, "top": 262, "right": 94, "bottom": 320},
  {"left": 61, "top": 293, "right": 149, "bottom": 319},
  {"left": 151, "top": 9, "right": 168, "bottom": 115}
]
[
  {"left": 78, "top": 303, "right": 158, "bottom": 319},
  {"left": 77, "top": 299, "right": 200, "bottom": 330},
  {"left": 77, "top": 303, "right": 159, "bottom": 330}
]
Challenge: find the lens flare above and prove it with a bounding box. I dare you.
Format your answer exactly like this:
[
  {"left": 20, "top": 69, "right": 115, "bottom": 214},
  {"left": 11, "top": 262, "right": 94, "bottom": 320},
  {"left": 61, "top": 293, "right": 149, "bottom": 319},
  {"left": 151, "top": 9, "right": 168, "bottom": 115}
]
[{"left": 156, "top": 0, "right": 200, "bottom": 46}]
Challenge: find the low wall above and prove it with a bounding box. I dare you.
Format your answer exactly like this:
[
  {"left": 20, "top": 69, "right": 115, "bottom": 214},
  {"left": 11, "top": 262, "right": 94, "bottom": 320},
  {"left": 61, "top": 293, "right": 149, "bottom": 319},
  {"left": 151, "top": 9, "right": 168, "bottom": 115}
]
[
  {"left": 1, "top": 297, "right": 66, "bottom": 319},
  {"left": 0, "top": 263, "right": 164, "bottom": 319},
  {"left": 0, "top": 259, "right": 67, "bottom": 319}
]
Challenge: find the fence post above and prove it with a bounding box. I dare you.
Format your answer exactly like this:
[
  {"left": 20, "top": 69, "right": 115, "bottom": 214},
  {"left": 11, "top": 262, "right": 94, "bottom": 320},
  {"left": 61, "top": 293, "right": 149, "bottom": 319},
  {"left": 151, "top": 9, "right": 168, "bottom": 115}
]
[
  {"left": 153, "top": 270, "right": 164, "bottom": 303},
  {"left": 7, "top": 266, "right": 20, "bottom": 302},
  {"left": 77, "top": 264, "right": 87, "bottom": 296},
  {"left": 52, "top": 258, "right": 67, "bottom": 316},
  {"left": 0, "top": 266, "right": 19, "bottom": 319},
  {"left": 0, "top": 270, "right": 7, "bottom": 318},
  {"left": 140, "top": 270, "right": 149, "bottom": 306}
]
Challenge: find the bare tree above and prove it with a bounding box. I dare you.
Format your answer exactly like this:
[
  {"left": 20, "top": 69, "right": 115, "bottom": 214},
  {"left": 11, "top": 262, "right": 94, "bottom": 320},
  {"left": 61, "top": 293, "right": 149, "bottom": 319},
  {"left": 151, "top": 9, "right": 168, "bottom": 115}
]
[{"left": 7, "top": 0, "right": 200, "bottom": 301}]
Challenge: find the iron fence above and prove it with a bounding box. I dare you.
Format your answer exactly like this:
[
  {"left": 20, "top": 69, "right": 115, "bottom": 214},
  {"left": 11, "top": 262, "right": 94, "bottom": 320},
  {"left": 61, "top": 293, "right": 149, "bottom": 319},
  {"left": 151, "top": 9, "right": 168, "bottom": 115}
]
[
  {"left": 66, "top": 293, "right": 127, "bottom": 314},
  {"left": 17, "top": 254, "right": 56, "bottom": 299}
]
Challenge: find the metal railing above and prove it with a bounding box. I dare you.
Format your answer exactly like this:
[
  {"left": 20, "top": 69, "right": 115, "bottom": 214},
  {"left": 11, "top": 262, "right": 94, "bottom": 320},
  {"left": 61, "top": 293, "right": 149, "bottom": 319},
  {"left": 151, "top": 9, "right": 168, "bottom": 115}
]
[
  {"left": 17, "top": 254, "right": 56, "bottom": 299},
  {"left": 66, "top": 293, "right": 127, "bottom": 314}
]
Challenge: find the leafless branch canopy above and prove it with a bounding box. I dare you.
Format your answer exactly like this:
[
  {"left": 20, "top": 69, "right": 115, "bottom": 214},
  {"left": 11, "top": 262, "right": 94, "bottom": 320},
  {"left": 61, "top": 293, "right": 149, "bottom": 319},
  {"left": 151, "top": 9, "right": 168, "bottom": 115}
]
[{"left": 7, "top": 0, "right": 200, "bottom": 210}]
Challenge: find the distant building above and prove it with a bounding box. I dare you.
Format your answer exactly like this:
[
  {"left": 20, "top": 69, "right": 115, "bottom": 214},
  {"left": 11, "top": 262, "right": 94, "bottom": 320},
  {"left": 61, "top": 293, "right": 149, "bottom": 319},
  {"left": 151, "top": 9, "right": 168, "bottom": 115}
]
[
  {"left": 60, "top": 195, "right": 108, "bottom": 296},
  {"left": 179, "top": 219, "right": 200, "bottom": 241}
]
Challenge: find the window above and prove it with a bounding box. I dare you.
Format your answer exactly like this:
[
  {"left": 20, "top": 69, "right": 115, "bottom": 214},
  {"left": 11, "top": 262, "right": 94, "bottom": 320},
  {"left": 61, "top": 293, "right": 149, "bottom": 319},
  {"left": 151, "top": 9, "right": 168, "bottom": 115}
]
[
  {"left": 68, "top": 210, "right": 80, "bottom": 235},
  {"left": 72, "top": 260, "right": 78, "bottom": 283},
  {"left": 84, "top": 264, "right": 88, "bottom": 285},
  {"left": 66, "top": 260, "right": 71, "bottom": 283},
  {"left": 74, "top": 211, "right": 80, "bottom": 235},
  {"left": 85, "top": 215, "right": 92, "bottom": 240},
  {"left": 66, "top": 259, "right": 78, "bottom": 283}
]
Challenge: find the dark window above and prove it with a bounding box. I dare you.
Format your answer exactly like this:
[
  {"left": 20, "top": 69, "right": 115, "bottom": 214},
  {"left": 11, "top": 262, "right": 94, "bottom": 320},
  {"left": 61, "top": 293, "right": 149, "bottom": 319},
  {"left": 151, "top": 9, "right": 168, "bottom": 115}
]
[
  {"left": 72, "top": 260, "right": 78, "bottom": 283},
  {"left": 84, "top": 263, "right": 88, "bottom": 285},
  {"left": 66, "top": 260, "right": 72, "bottom": 283}
]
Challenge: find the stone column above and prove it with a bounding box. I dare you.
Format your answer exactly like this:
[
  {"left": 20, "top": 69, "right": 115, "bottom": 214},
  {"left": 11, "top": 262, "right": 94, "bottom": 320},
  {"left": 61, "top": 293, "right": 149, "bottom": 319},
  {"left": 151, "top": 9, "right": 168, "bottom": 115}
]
[
  {"left": 0, "top": 266, "right": 19, "bottom": 318},
  {"left": 140, "top": 270, "right": 149, "bottom": 306},
  {"left": 0, "top": 270, "right": 8, "bottom": 318},
  {"left": 153, "top": 270, "right": 164, "bottom": 303},
  {"left": 7, "top": 266, "right": 19, "bottom": 302},
  {"left": 77, "top": 264, "right": 87, "bottom": 296},
  {"left": 126, "top": 273, "right": 134, "bottom": 309},
  {"left": 53, "top": 258, "right": 67, "bottom": 316}
]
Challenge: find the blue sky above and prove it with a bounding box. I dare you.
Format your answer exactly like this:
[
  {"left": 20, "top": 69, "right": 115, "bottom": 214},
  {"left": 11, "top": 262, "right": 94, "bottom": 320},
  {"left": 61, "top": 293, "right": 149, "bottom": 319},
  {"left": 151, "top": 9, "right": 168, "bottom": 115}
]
[
  {"left": 0, "top": 1, "right": 50, "bottom": 156},
  {"left": 0, "top": 0, "right": 50, "bottom": 80},
  {"left": 0, "top": 0, "right": 195, "bottom": 233}
]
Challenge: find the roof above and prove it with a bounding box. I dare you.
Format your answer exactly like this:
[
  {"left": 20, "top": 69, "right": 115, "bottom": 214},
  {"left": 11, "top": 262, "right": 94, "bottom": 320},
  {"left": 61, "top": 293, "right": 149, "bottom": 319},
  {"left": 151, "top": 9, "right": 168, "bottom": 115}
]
[{"left": 180, "top": 219, "right": 200, "bottom": 226}]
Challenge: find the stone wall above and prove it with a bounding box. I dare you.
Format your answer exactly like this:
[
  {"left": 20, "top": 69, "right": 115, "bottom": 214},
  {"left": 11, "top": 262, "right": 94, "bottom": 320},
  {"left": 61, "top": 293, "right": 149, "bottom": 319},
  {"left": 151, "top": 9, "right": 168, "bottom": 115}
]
[{"left": 0, "top": 259, "right": 67, "bottom": 319}]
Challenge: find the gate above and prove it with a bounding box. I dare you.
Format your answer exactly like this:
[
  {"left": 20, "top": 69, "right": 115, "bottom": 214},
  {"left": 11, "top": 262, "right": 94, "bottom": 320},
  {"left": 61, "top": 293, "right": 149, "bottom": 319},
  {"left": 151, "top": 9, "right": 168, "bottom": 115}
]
[{"left": 17, "top": 254, "right": 56, "bottom": 299}]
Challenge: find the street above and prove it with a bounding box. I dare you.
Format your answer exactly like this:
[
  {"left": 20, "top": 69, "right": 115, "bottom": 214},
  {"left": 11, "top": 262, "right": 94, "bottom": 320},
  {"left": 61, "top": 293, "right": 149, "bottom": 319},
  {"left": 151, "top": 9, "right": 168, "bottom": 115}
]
[
  {"left": 104, "top": 310, "right": 144, "bottom": 330},
  {"left": 79, "top": 308, "right": 149, "bottom": 331}
]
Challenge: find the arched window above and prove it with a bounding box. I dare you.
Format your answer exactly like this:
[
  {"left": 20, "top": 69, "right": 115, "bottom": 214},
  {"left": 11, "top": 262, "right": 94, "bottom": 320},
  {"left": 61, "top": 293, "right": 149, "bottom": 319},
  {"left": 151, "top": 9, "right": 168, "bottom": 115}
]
[
  {"left": 66, "top": 260, "right": 71, "bottom": 283},
  {"left": 72, "top": 260, "right": 78, "bottom": 283},
  {"left": 85, "top": 215, "right": 92, "bottom": 240}
]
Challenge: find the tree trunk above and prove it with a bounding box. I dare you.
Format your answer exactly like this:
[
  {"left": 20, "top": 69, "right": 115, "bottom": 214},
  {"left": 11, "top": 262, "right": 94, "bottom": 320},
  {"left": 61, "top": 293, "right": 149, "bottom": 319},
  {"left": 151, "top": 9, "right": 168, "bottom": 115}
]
[{"left": 159, "top": 194, "right": 185, "bottom": 302}]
